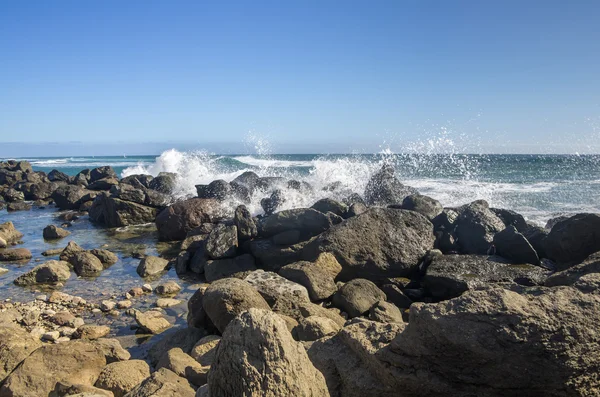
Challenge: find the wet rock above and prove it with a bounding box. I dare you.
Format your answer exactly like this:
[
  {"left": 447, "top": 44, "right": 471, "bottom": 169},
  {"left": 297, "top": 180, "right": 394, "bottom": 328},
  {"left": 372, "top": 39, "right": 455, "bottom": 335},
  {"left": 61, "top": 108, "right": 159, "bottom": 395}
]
[
  {"left": 196, "top": 179, "right": 241, "bottom": 201},
  {"left": 190, "top": 335, "right": 221, "bottom": 366},
  {"left": 493, "top": 225, "right": 540, "bottom": 265},
  {"left": 134, "top": 310, "right": 172, "bottom": 334},
  {"left": 332, "top": 279, "right": 387, "bottom": 318},
  {"left": 454, "top": 200, "right": 506, "bottom": 254},
  {"left": 521, "top": 224, "right": 549, "bottom": 259},
  {"left": 0, "top": 221, "right": 23, "bottom": 245},
  {"left": 205, "top": 224, "right": 238, "bottom": 259},
  {"left": 0, "top": 248, "right": 32, "bottom": 261},
  {"left": 43, "top": 224, "right": 71, "bottom": 240},
  {"left": 95, "top": 360, "right": 150, "bottom": 397},
  {"left": 233, "top": 204, "right": 257, "bottom": 240},
  {"left": 186, "top": 286, "right": 216, "bottom": 331},
  {"left": 120, "top": 174, "right": 153, "bottom": 188},
  {"left": 346, "top": 202, "right": 367, "bottom": 218},
  {"left": 423, "top": 254, "right": 548, "bottom": 300},
  {"left": 101, "top": 300, "right": 117, "bottom": 312},
  {"left": 260, "top": 189, "right": 286, "bottom": 215},
  {"left": 0, "top": 340, "right": 106, "bottom": 397},
  {"left": 303, "top": 208, "right": 435, "bottom": 281},
  {"left": 491, "top": 208, "right": 529, "bottom": 232},
  {"left": 0, "top": 326, "right": 43, "bottom": 383},
  {"left": 60, "top": 240, "right": 85, "bottom": 262},
  {"left": 259, "top": 208, "right": 331, "bottom": 239},
  {"left": 202, "top": 278, "right": 271, "bottom": 333},
  {"left": 295, "top": 316, "right": 342, "bottom": 341},
  {"left": 364, "top": 164, "right": 418, "bottom": 206},
  {"left": 148, "top": 172, "right": 177, "bottom": 194},
  {"left": 207, "top": 308, "right": 330, "bottom": 396},
  {"left": 89, "top": 193, "right": 158, "bottom": 227},
  {"left": 122, "top": 367, "right": 195, "bottom": 397},
  {"left": 74, "top": 325, "right": 110, "bottom": 340},
  {"left": 311, "top": 198, "right": 348, "bottom": 218},
  {"left": 401, "top": 194, "right": 443, "bottom": 220},
  {"left": 245, "top": 269, "right": 310, "bottom": 305},
  {"left": 543, "top": 213, "right": 600, "bottom": 269},
  {"left": 14, "top": 260, "right": 71, "bottom": 285},
  {"left": 204, "top": 254, "right": 257, "bottom": 282},
  {"left": 155, "top": 281, "right": 181, "bottom": 296},
  {"left": 157, "top": 347, "right": 208, "bottom": 387},
  {"left": 72, "top": 169, "right": 91, "bottom": 186},
  {"left": 155, "top": 198, "right": 221, "bottom": 241},
  {"left": 90, "top": 249, "right": 119, "bottom": 267},
  {"left": 0, "top": 267, "right": 7, "bottom": 275},
  {"left": 369, "top": 300, "right": 403, "bottom": 323},
  {"left": 279, "top": 252, "right": 342, "bottom": 301},
  {"left": 71, "top": 251, "right": 104, "bottom": 277},
  {"left": 136, "top": 256, "right": 169, "bottom": 277}
]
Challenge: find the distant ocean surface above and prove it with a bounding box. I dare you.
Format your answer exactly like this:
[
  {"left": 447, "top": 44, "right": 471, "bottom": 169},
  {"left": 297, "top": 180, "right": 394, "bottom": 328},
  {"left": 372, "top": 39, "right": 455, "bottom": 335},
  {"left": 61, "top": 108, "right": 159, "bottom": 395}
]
[{"left": 5, "top": 150, "right": 600, "bottom": 226}]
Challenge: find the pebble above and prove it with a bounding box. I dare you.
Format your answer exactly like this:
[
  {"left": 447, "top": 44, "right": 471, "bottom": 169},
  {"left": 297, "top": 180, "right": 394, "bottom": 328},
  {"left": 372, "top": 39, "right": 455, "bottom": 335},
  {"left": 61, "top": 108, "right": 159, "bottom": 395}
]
[{"left": 92, "top": 308, "right": 101, "bottom": 314}]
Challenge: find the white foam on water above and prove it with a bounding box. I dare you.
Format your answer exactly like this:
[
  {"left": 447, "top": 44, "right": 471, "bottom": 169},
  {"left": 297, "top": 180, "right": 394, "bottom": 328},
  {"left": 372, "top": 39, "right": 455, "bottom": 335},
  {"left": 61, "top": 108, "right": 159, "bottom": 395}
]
[{"left": 233, "top": 156, "right": 314, "bottom": 168}]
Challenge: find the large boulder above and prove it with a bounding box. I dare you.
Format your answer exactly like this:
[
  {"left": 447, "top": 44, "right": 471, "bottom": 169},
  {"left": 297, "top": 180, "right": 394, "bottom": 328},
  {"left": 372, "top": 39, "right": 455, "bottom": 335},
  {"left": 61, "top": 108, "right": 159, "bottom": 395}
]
[
  {"left": 245, "top": 269, "right": 310, "bottom": 305},
  {"left": 493, "top": 225, "right": 540, "bottom": 265},
  {"left": 205, "top": 224, "right": 238, "bottom": 259},
  {"left": 13, "top": 260, "right": 71, "bottom": 285},
  {"left": 204, "top": 254, "right": 257, "bottom": 282},
  {"left": 156, "top": 348, "right": 208, "bottom": 387},
  {"left": 0, "top": 340, "right": 106, "bottom": 397},
  {"left": 207, "top": 309, "right": 330, "bottom": 396},
  {"left": 71, "top": 251, "right": 104, "bottom": 277},
  {"left": 545, "top": 252, "right": 600, "bottom": 290},
  {"left": 155, "top": 198, "right": 221, "bottom": 241},
  {"left": 0, "top": 326, "right": 43, "bottom": 384},
  {"left": 455, "top": 201, "right": 506, "bottom": 254},
  {"left": 52, "top": 185, "right": 93, "bottom": 210},
  {"left": 311, "top": 198, "right": 348, "bottom": 218},
  {"left": 332, "top": 279, "right": 387, "bottom": 318},
  {"left": 89, "top": 193, "right": 158, "bottom": 227},
  {"left": 401, "top": 194, "right": 443, "bottom": 220},
  {"left": 202, "top": 278, "right": 271, "bottom": 333},
  {"left": 303, "top": 208, "right": 435, "bottom": 281},
  {"left": 48, "top": 169, "right": 71, "bottom": 182},
  {"left": 148, "top": 172, "right": 177, "bottom": 194},
  {"left": 380, "top": 287, "right": 600, "bottom": 396},
  {"left": 279, "top": 253, "right": 342, "bottom": 301},
  {"left": 0, "top": 221, "right": 23, "bottom": 245},
  {"left": 543, "top": 213, "right": 600, "bottom": 269},
  {"left": 423, "top": 254, "right": 548, "bottom": 300},
  {"left": 147, "top": 327, "right": 207, "bottom": 367},
  {"left": 95, "top": 360, "right": 151, "bottom": 397},
  {"left": 90, "top": 166, "right": 117, "bottom": 183},
  {"left": 364, "top": 165, "right": 417, "bottom": 206},
  {"left": 259, "top": 208, "right": 331, "bottom": 239},
  {"left": 121, "top": 367, "right": 195, "bottom": 397}
]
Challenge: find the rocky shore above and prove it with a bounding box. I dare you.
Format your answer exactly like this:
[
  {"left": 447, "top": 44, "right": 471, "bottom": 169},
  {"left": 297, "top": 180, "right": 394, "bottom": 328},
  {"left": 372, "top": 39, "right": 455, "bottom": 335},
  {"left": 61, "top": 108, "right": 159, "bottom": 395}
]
[{"left": 1, "top": 159, "right": 600, "bottom": 396}]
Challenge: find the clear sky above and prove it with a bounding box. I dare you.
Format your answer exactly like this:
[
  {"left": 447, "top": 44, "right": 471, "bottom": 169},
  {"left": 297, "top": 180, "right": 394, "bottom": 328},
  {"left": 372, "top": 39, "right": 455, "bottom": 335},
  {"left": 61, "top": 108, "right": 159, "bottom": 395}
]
[{"left": 1, "top": 0, "right": 599, "bottom": 155}]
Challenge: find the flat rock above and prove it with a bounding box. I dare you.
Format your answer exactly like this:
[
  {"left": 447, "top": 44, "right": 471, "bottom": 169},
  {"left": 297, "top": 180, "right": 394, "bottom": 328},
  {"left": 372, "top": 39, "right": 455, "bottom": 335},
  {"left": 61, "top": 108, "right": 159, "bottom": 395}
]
[
  {"left": 0, "top": 248, "right": 32, "bottom": 262},
  {"left": 43, "top": 224, "right": 71, "bottom": 240},
  {"left": 245, "top": 269, "right": 310, "bottom": 305},
  {"left": 136, "top": 256, "right": 169, "bottom": 277},
  {"left": 13, "top": 260, "right": 71, "bottom": 285},
  {"left": 134, "top": 310, "right": 172, "bottom": 334}
]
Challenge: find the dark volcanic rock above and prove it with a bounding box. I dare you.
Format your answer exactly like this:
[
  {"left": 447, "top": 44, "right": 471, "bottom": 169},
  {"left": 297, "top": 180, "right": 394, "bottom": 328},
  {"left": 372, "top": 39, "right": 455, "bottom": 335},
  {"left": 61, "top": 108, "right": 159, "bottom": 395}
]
[
  {"left": 155, "top": 198, "right": 222, "bottom": 241},
  {"left": 48, "top": 169, "right": 71, "bottom": 182},
  {"left": 423, "top": 254, "right": 547, "bottom": 300},
  {"left": 401, "top": 194, "right": 443, "bottom": 220},
  {"left": 543, "top": 213, "right": 600, "bottom": 269},
  {"left": 205, "top": 224, "right": 238, "bottom": 259},
  {"left": 249, "top": 239, "right": 307, "bottom": 271},
  {"left": 90, "top": 166, "right": 117, "bottom": 183},
  {"left": 311, "top": 198, "right": 348, "bottom": 218},
  {"left": 51, "top": 185, "right": 93, "bottom": 210},
  {"left": 364, "top": 164, "right": 418, "bottom": 206},
  {"left": 259, "top": 208, "right": 331, "bottom": 239},
  {"left": 493, "top": 225, "right": 540, "bottom": 265},
  {"left": 303, "top": 208, "right": 435, "bottom": 281},
  {"left": 148, "top": 172, "right": 177, "bottom": 194},
  {"left": 491, "top": 208, "right": 529, "bottom": 232},
  {"left": 545, "top": 252, "right": 600, "bottom": 291},
  {"left": 89, "top": 193, "right": 158, "bottom": 227},
  {"left": 204, "top": 254, "right": 257, "bottom": 282},
  {"left": 455, "top": 201, "right": 505, "bottom": 254},
  {"left": 233, "top": 205, "right": 257, "bottom": 240}
]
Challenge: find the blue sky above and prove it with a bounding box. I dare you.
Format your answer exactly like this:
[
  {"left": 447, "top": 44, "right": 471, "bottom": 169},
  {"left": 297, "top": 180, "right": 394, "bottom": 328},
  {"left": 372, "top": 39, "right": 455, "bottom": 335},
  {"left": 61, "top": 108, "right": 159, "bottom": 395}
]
[{"left": 1, "top": 0, "right": 599, "bottom": 155}]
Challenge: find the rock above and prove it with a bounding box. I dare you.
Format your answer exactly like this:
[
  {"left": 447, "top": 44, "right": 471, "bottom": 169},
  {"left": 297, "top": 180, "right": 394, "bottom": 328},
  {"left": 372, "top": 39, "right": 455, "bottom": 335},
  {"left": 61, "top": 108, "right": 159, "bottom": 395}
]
[
  {"left": 311, "top": 198, "right": 348, "bottom": 218},
  {"left": 491, "top": 208, "right": 529, "bottom": 232},
  {"left": 545, "top": 252, "right": 600, "bottom": 289},
  {"left": 91, "top": 339, "right": 130, "bottom": 364},
  {"left": 95, "top": 360, "right": 150, "bottom": 397},
  {"left": 204, "top": 254, "right": 257, "bottom": 282},
  {"left": 75, "top": 325, "right": 110, "bottom": 340},
  {"left": 0, "top": 221, "right": 23, "bottom": 244},
  {"left": 110, "top": 184, "right": 146, "bottom": 205},
  {"left": 202, "top": 278, "right": 271, "bottom": 333},
  {"left": 423, "top": 254, "right": 548, "bottom": 300},
  {"left": 233, "top": 205, "right": 257, "bottom": 240},
  {"left": 332, "top": 279, "right": 386, "bottom": 318},
  {"left": 147, "top": 327, "right": 207, "bottom": 367},
  {"left": 279, "top": 252, "right": 342, "bottom": 301},
  {"left": 364, "top": 164, "right": 417, "bottom": 206},
  {"left": 101, "top": 300, "right": 117, "bottom": 312},
  {"left": 121, "top": 174, "right": 153, "bottom": 188},
  {"left": 271, "top": 298, "right": 346, "bottom": 328},
  {"left": 186, "top": 287, "right": 216, "bottom": 331},
  {"left": 249, "top": 239, "right": 307, "bottom": 271},
  {"left": 43, "top": 224, "right": 71, "bottom": 240},
  {"left": 190, "top": 335, "right": 220, "bottom": 366},
  {"left": 60, "top": 240, "right": 85, "bottom": 261},
  {"left": 208, "top": 309, "right": 330, "bottom": 396},
  {"left": 155, "top": 198, "right": 221, "bottom": 241},
  {"left": 0, "top": 248, "right": 32, "bottom": 261},
  {"left": 346, "top": 202, "right": 367, "bottom": 218},
  {"left": 543, "top": 213, "right": 600, "bottom": 269},
  {"left": 205, "top": 224, "right": 238, "bottom": 259},
  {"left": 521, "top": 224, "right": 549, "bottom": 259},
  {"left": 259, "top": 208, "right": 331, "bottom": 239},
  {"left": 52, "top": 185, "right": 92, "bottom": 210},
  {"left": 401, "top": 194, "right": 443, "bottom": 220},
  {"left": 295, "top": 316, "right": 342, "bottom": 341},
  {"left": 88, "top": 177, "right": 120, "bottom": 191},
  {"left": 42, "top": 247, "right": 64, "bottom": 257},
  {"left": 2, "top": 188, "right": 24, "bottom": 202},
  {"left": 52, "top": 381, "right": 114, "bottom": 396},
  {"left": 272, "top": 229, "right": 301, "bottom": 246},
  {"left": 245, "top": 269, "right": 310, "bottom": 305},
  {"left": 0, "top": 326, "right": 43, "bottom": 383},
  {"left": 90, "top": 249, "right": 119, "bottom": 267},
  {"left": 155, "top": 281, "right": 181, "bottom": 296},
  {"left": 455, "top": 201, "right": 506, "bottom": 254},
  {"left": 303, "top": 208, "right": 435, "bottom": 281},
  {"left": 148, "top": 172, "right": 177, "bottom": 194},
  {"left": 493, "top": 225, "right": 540, "bottom": 264},
  {"left": 157, "top": 348, "right": 208, "bottom": 387},
  {"left": 89, "top": 194, "right": 158, "bottom": 227},
  {"left": 136, "top": 256, "right": 169, "bottom": 277},
  {"left": 175, "top": 251, "right": 191, "bottom": 275},
  {"left": 117, "top": 300, "right": 132, "bottom": 309},
  {"left": 156, "top": 298, "right": 182, "bottom": 308},
  {"left": 72, "top": 251, "right": 105, "bottom": 277},
  {"left": 6, "top": 201, "right": 31, "bottom": 212},
  {"left": 379, "top": 284, "right": 413, "bottom": 309},
  {"left": 14, "top": 260, "right": 71, "bottom": 285},
  {"left": 196, "top": 180, "right": 235, "bottom": 201},
  {"left": 260, "top": 189, "right": 286, "bottom": 215},
  {"left": 369, "top": 300, "right": 403, "bottom": 323},
  {"left": 122, "top": 367, "right": 195, "bottom": 397},
  {"left": 0, "top": 267, "right": 7, "bottom": 275},
  {"left": 48, "top": 169, "right": 70, "bottom": 182},
  {"left": 0, "top": 340, "right": 106, "bottom": 397},
  {"left": 134, "top": 310, "right": 172, "bottom": 334},
  {"left": 89, "top": 166, "right": 117, "bottom": 183}
]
